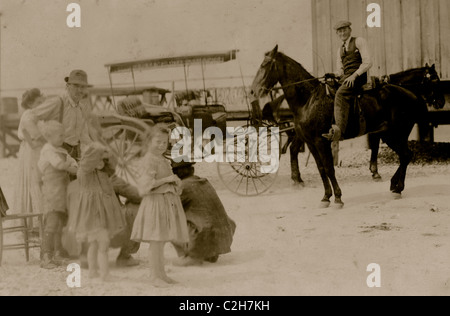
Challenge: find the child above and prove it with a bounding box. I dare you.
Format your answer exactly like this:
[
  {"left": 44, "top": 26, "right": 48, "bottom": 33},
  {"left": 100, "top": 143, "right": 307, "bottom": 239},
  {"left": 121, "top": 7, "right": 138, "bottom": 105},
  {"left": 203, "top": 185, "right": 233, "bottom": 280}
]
[
  {"left": 131, "top": 124, "right": 189, "bottom": 287},
  {"left": 37, "top": 121, "right": 78, "bottom": 269},
  {"left": 67, "top": 142, "right": 126, "bottom": 281}
]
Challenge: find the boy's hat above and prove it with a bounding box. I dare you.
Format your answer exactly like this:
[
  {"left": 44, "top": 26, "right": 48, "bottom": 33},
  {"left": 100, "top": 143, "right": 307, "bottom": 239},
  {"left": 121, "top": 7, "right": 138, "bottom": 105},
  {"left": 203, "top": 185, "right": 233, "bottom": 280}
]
[{"left": 64, "top": 69, "right": 93, "bottom": 87}]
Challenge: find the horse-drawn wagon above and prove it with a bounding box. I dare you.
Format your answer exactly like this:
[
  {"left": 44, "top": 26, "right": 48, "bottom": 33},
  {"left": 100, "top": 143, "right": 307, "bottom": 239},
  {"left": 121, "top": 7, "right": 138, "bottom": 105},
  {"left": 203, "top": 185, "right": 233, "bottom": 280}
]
[{"left": 96, "top": 50, "right": 238, "bottom": 185}]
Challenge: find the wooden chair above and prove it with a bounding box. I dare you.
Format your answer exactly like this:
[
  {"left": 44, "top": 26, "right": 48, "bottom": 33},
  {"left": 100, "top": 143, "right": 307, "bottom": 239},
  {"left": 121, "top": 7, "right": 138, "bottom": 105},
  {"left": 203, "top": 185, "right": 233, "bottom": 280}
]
[
  {"left": 0, "top": 97, "right": 21, "bottom": 158},
  {"left": 0, "top": 213, "right": 44, "bottom": 266}
]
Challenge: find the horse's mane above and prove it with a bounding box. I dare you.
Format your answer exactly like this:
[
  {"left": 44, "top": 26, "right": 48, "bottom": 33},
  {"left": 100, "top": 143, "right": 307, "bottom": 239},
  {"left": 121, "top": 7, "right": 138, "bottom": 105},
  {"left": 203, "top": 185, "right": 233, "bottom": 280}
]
[
  {"left": 391, "top": 66, "right": 426, "bottom": 76},
  {"left": 389, "top": 66, "right": 430, "bottom": 84},
  {"left": 276, "top": 51, "right": 316, "bottom": 80},
  {"left": 273, "top": 50, "right": 328, "bottom": 109}
]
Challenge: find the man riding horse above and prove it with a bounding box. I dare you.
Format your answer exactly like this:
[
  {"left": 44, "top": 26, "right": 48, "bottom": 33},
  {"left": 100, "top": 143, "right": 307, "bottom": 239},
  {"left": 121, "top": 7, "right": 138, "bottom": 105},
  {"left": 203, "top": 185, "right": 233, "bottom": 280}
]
[{"left": 322, "top": 20, "right": 387, "bottom": 142}]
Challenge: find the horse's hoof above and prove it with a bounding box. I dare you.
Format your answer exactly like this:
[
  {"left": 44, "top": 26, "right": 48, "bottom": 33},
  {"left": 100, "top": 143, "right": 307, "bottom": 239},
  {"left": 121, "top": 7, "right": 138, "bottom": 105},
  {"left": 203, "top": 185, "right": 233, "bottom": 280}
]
[
  {"left": 372, "top": 174, "right": 382, "bottom": 182},
  {"left": 334, "top": 201, "right": 344, "bottom": 209},
  {"left": 292, "top": 181, "right": 305, "bottom": 188},
  {"left": 319, "top": 201, "right": 331, "bottom": 208},
  {"left": 391, "top": 192, "right": 402, "bottom": 200}
]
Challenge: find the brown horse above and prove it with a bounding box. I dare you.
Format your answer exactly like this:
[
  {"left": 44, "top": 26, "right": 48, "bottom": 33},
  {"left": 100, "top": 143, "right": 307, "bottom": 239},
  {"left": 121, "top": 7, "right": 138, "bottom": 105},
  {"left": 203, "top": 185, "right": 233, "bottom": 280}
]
[{"left": 250, "top": 46, "right": 427, "bottom": 208}]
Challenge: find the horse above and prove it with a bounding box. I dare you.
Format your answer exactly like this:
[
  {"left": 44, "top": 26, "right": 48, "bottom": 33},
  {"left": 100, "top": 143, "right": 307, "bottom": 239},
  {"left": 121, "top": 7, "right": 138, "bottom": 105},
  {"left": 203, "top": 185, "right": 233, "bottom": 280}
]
[
  {"left": 368, "top": 64, "right": 446, "bottom": 180},
  {"left": 250, "top": 45, "right": 427, "bottom": 208},
  {"left": 258, "top": 63, "right": 445, "bottom": 185}
]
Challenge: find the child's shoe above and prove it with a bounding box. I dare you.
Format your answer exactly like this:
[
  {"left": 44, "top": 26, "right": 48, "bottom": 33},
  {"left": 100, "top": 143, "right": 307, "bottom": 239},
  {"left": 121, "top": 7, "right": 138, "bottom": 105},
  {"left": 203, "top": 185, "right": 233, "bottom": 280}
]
[{"left": 40, "top": 254, "right": 57, "bottom": 269}]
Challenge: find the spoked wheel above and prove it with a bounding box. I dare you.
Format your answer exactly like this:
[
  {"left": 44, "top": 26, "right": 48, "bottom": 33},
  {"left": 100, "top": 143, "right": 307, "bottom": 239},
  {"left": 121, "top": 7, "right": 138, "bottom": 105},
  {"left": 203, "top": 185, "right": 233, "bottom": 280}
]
[
  {"left": 217, "top": 161, "right": 279, "bottom": 196},
  {"left": 217, "top": 124, "right": 281, "bottom": 196},
  {"left": 102, "top": 125, "right": 146, "bottom": 186}
]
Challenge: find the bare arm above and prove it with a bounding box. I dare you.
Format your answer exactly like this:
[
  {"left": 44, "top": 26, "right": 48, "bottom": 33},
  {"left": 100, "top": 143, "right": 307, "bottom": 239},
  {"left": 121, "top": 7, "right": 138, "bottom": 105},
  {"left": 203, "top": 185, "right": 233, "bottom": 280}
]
[
  {"left": 44, "top": 150, "right": 76, "bottom": 172},
  {"left": 354, "top": 37, "right": 372, "bottom": 77},
  {"left": 29, "top": 97, "right": 61, "bottom": 139},
  {"left": 137, "top": 159, "right": 179, "bottom": 196},
  {"left": 110, "top": 175, "right": 142, "bottom": 204},
  {"left": 335, "top": 47, "right": 344, "bottom": 77}
]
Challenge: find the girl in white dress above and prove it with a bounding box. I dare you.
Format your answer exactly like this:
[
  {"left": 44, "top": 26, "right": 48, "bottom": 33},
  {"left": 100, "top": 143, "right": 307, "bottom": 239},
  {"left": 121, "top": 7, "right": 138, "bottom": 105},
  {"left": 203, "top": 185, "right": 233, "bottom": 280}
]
[{"left": 131, "top": 124, "right": 189, "bottom": 287}]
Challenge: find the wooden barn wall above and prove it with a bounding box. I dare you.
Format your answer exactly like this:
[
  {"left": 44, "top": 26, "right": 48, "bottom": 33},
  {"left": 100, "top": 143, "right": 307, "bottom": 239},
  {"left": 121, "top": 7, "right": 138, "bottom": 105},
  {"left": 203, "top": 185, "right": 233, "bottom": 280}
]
[{"left": 311, "top": 0, "right": 450, "bottom": 80}]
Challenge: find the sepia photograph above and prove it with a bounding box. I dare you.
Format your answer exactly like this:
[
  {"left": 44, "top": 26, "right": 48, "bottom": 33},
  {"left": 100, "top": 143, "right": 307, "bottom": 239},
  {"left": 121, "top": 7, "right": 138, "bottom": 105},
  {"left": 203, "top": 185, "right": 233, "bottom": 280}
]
[{"left": 0, "top": 0, "right": 450, "bottom": 298}]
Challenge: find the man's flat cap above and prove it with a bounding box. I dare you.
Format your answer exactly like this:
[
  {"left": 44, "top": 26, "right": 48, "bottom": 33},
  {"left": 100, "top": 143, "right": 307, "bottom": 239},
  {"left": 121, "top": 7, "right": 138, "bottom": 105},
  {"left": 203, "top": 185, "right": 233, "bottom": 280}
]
[{"left": 334, "top": 21, "right": 352, "bottom": 30}]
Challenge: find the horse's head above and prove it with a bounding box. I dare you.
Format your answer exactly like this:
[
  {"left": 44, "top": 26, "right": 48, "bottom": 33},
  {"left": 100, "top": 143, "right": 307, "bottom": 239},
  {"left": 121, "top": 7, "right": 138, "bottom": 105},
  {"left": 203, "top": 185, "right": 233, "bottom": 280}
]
[
  {"left": 422, "top": 64, "right": 446, "bottom": 109},
  {"left": 250, "top": 45, "right": 282, "bottom": 101}
]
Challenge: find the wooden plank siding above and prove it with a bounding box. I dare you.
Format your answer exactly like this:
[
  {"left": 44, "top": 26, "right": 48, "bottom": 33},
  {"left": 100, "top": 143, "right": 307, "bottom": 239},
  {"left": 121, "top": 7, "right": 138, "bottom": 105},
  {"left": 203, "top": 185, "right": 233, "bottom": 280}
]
[
  {"left": 311, "top": 0, "right": 450, "bottom": 80},
  {"left": 439, "top": 0, "right": 450, "bottom": 79}
]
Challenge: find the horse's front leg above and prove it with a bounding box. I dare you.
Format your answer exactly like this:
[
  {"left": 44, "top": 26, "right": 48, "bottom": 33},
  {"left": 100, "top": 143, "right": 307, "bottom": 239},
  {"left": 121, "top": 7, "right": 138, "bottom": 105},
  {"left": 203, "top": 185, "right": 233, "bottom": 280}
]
[
  {"left": 307, "top": 142, "right": 333, "bottom": 208},
  {"left": 368, "top": 134, "right": 382, "bottom": 180},
  {"left": 316, "top": 139, "right": 344, "bottom": 208},
  {"left": 290, "top": 135, "right": 304, "bottom": 186}
]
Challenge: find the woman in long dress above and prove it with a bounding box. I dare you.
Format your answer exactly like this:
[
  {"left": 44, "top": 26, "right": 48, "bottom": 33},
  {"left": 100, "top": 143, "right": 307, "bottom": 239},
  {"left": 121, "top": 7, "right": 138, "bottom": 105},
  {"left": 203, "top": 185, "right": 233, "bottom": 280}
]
[{"left": 13, "top": 89, "right": 46, "bottom": 217}]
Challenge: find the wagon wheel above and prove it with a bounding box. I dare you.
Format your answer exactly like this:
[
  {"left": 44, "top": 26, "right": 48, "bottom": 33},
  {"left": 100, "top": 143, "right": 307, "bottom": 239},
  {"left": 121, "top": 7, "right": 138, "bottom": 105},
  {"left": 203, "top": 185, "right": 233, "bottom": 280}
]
[
  {"left": 102, "top": 125, "right": 146, "bottom": 186},
  {"left": 217, "top": 124, "right": 281, "bottom": 196}
]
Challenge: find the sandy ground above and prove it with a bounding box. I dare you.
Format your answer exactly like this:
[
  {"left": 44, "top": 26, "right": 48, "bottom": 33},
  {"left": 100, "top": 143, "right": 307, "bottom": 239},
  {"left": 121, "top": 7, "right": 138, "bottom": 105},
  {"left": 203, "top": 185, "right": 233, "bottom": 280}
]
[{"left": 1, "top": 138, "right": 450, "bottom": 296}]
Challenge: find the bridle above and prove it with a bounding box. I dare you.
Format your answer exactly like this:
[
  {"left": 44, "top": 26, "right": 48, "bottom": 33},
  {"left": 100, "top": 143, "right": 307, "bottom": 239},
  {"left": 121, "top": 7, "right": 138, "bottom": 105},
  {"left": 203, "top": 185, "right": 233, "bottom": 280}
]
[
  {"left": 260, "top": 54, "right": 322, "bottom": 95},
  {"left": 381, "top": 68, "right": 441, "bottom": 108}
]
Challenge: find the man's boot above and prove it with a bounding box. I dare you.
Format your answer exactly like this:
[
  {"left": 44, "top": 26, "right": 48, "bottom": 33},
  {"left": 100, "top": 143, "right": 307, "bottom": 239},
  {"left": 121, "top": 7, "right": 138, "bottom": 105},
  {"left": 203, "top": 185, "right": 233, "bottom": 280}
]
[
  {"left": 116, "top": 253, "right": 140, "bottom": 267},
  {"left": 116, "top": 246, "right": 140, "bottom": 267},
  {"left": 40, "top": 253, "right": 57, "bottom": 269},
  {"left": 53, "top": 233, "right": 70, "bottom": 266}
]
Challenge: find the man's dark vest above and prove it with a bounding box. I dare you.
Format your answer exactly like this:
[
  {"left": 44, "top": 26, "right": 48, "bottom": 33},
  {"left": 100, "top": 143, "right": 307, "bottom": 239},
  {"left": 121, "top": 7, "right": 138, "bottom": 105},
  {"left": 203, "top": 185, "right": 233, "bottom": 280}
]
[{"left": 340, "top": 37, "right": 367, "bottom": 85}]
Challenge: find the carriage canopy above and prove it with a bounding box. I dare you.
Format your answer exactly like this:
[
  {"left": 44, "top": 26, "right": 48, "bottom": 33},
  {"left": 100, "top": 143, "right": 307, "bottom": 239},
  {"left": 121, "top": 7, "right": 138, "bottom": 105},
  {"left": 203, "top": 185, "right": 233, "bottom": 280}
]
[{"left": 105, "top": 50, "right": 239, "bottom": 74}]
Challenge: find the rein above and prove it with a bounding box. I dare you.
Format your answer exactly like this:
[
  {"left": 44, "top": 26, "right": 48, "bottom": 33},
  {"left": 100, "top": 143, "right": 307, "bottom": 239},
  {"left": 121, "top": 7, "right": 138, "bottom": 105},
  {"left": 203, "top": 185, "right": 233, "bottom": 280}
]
[{"left": 264, "top": 77, "right": 323, "bottom": 94}]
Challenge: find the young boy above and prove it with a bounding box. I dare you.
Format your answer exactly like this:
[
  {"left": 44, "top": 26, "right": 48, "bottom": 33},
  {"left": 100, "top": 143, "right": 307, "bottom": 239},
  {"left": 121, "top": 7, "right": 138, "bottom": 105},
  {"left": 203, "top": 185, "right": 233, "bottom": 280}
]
[{"left": 37, "top": 121, "right": 78, "bottom": 269}]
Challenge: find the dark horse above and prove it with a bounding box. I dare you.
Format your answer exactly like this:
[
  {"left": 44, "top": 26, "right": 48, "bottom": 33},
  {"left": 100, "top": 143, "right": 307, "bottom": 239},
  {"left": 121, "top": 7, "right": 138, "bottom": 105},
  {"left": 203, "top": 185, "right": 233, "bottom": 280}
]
[
  {"left": 250, "top": 46, "right": 428, "bottom": 208},
  {"left": 258, "top": 62, "right": 446, "bottom": 185},
  {"left": 368, "top": 64, "right": 446, "bottom": 180}
]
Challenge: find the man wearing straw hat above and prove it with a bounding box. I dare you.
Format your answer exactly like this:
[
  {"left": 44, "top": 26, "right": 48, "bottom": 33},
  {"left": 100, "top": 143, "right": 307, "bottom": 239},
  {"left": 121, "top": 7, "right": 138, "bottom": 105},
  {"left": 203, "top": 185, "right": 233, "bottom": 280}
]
[{"left": 28, "top": 69, "right": 101, "bottom": 160}]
